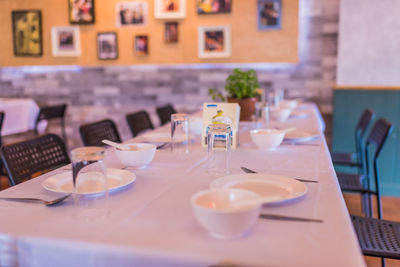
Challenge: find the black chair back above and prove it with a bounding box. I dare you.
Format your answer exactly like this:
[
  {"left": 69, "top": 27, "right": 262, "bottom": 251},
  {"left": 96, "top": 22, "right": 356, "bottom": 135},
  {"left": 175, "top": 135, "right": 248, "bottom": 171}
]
[
  {"left": 79, "top": 119, "right": 121, "bottom": 147},
  {"left": 126, "top": 110, "right": 154, "bottom": 137},
  {"left": 355, "top": 109, "right": 375, "bottom": 171},
  {"left": 0, "top": 134, "right": 70, "bottom": 186},
  {"left": 35, "top": 104, "right": 67, "bottom": 141},
  {"left": 364, "top": 118, "right": 392, "bottom": 219},
  {"left": 156, "top": 104, "right": 176, "bottom": 126}
]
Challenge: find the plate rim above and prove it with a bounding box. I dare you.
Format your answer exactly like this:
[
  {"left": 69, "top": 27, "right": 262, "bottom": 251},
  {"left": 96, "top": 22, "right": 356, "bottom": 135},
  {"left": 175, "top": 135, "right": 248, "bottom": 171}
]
[
  {"left": 284, "top": 131, "right": 319, "bottom": 142},
  {"left": 42, "top": 168, "right": 136, "bottom": 195},
  {"left": 210, "top": 173, "right": 307, "bottom": 204}
]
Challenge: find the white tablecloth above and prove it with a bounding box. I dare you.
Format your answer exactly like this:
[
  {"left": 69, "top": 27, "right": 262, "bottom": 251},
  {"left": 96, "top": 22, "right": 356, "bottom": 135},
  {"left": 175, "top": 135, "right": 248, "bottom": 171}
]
[
  {"left": 0, "top": 104, "right": 365, "bottom": 267},
  {"left": 0, "top": 98, "right": 40, "bottom": 136}
]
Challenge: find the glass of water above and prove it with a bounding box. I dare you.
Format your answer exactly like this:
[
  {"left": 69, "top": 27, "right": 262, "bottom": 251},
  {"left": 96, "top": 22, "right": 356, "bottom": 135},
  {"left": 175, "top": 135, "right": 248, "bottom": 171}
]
[
  {"left": 71, "top": 146, "right": 108, "bottom": 221},
  {"left": 206, "top": 123, "right": 232, "bottom": 176},
  {"left": 171, "top": 113, "right": 190, "bottom": 155}
]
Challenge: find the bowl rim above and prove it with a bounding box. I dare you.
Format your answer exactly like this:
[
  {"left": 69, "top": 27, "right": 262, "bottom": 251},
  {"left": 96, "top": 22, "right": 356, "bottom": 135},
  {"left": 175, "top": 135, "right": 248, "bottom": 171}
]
[
  {"left": 191, "top": 188, "right": 261, "bottom": 214},
  {"left": 114, "top": 143, "right": 156, "bottom": 152},
  {"left": 250, "top": 129, "right": 285, "bottom": 136}
]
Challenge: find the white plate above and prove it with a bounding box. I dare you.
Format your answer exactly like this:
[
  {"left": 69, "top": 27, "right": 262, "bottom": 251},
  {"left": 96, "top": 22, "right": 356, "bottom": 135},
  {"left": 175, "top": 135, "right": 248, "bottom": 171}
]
[
  {"left": 284, "top": 131, "right": 319, "bottom": 142},
  {"left": 142, "top": 132, "right": 191, "bottom": 143},
  {"left": 290, "top": 110, "right": 310, "bottom": 119},
  {"left": 210, "top": 173, "right": 307, "bottom": 204},
  {"left": 42, "top": 168, "right": 136, "bottom": 195}
]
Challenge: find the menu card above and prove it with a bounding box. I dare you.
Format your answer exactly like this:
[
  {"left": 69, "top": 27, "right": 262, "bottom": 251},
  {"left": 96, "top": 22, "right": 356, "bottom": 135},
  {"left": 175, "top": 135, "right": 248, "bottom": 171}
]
[{"left": 201, "top": 102, "right": 240, "bottom": 148}]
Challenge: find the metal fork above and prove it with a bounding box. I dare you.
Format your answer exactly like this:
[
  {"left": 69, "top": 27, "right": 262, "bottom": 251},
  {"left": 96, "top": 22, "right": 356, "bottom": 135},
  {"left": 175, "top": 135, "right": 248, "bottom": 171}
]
[{"left": 0, "top": 194, "right": 71, "bottom": 206}]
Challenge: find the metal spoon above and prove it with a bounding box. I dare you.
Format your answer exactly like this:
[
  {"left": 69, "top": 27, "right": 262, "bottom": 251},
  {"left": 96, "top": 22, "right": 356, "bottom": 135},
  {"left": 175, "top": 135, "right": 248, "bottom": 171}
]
[{"left": 0, "top": 194, "right": 71, "bottom": 206}]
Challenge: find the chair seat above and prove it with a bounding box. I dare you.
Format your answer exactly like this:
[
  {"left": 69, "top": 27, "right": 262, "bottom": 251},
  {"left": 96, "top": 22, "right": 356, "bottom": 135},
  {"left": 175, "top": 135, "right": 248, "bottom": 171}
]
[
  {"left": 351, "top": 215, "right": 400, "bottom": 259},
  {"left": 337, "top": 172, "right": 368, "bottom": 192},
  {"left": 331, "top": 152, "right": 361, "bottom": 167}
]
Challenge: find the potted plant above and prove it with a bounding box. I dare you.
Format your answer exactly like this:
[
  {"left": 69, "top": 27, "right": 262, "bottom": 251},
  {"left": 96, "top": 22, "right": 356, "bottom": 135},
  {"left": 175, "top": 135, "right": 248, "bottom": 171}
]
[{"left": 209, "top": 68, "right": 260, "bottom": 121}]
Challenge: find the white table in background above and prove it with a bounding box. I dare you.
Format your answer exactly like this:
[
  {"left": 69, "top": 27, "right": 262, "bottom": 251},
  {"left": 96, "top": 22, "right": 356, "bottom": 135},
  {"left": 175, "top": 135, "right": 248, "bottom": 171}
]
[
  {"left": 0, "top": 98, "right": 39, "bottom": 136},
  {"left": 0, "top": 103, "right": 365, "bottom": 267}
]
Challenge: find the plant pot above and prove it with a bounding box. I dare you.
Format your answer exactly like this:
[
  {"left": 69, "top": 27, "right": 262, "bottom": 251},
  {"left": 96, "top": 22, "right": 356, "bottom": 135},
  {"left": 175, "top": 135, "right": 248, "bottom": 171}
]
[{"left": 227, "top": 97, "right": 257, "bottom": 121}]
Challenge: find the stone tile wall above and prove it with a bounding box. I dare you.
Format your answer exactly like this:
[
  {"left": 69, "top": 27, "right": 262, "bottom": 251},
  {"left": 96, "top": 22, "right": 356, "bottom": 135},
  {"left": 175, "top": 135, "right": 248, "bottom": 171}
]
[{"left": 0, "top": 0, "right": 339, "bottom": 148}]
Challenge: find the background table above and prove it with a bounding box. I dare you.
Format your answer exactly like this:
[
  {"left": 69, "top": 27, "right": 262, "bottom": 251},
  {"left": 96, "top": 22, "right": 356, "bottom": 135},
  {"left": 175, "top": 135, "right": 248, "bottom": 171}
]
[{"left": 0, "top": 103, "right": 365, "bottom": 267}]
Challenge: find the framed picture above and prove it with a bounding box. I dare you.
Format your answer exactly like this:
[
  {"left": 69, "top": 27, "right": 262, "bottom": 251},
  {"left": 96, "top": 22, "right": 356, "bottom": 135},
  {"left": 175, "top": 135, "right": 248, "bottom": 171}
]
[
  {"left": 196, "top": 0, "right": 232, "bottom": 14},
  {"left": 116, "top": 2, "right": 147, "bottom": 27},
  {"left": 154, "top": 0, "right": 185, "bottom": 19},
  {"left": 68, "top": 0, "right": 95, "bottom": 24},
  {"left": 165, "top": 22, "right": 178, "bottom": 43},
  {"left": 135, "top": 35, "right": 148, "bottom": 56},
  {"left": 258, "top": 0, "right": 282, "bottom": 30},
  {"left": 51, "top": 26, "right": 81, "bottom": 57},
  {"left": 198, "top": 26, "right": 231, "bottom": 58},
  {"left": 11, "top": 10, "right": 43, "bottom": 57},
  {"left": 97, "top": 32, "right": 118, "bottom": 60}
]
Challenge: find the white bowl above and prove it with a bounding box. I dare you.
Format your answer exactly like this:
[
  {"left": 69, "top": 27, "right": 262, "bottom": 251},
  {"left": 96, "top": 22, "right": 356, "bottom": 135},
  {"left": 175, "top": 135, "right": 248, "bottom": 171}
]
[
  {"left": 269, "top": 107, "right": 292, "bottom": 122},
  {"left": 250, "top": 129, "right": 285, "bottom": 151},
  {"left": 114, "top": 143, "right": 156, "bottom": 168},
  {"left": 191, "top": 188, "right": 261, "bottom": 239},
  {"left": 280, "top": 100, "right": 298, "bottom": 109}
]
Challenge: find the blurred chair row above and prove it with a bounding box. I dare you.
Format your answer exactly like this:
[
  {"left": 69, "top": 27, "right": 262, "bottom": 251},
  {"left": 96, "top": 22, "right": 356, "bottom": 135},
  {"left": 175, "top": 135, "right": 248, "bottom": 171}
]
[
  {"left": 0, "top": 104, "right": 177, "bottom": 187},
  {"left": 332, "top": 110, "right": 397, "bottom": 266}
]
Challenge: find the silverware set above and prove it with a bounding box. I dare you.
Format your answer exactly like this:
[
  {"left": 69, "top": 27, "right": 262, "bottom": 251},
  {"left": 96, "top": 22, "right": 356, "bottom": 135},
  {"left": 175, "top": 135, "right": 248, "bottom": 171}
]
[{"left": 240, "top": 167, "right": 318, "bottom": 183}]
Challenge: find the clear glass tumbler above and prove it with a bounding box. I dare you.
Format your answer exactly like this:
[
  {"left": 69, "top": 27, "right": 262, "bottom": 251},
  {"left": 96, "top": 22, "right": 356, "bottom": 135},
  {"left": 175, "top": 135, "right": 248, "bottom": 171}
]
[
  {"left": 171, "top": 113, "right": 189, "bottom": 154},
  {"left": 206, "top": 124, "right": 232, "bottom": 175},
  {"left": 71, "top": 146, "right": 108, "bottom": 222}
]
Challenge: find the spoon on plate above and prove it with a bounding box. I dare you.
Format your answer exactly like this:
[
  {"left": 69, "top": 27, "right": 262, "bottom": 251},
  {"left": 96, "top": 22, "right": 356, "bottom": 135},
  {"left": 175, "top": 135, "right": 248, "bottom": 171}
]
[{"left": 102, "top": 140, "right": 130, "bottom": 150}]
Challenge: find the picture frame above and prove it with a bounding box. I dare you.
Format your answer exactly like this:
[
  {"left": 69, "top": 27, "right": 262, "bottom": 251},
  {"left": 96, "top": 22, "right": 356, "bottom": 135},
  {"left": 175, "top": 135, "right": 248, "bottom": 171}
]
[
  {"left": 116, "top": 2, "right": 147, "bottom": 27},
  {"left": 11, "top": 10, "right": 43, "bottom": 57},
  {"left": 154, "top": 0, "right": 185, "bottom": 19},
  {"left": 165, "top": 22, "right": 178, "bottom": 43},
  {"left": 135, "top": 35, "right": 148, "bottom": 56},
  {"left": 51, "top": 26, "right": 81, "bottom": 57},
  {"left": 198, "top": 25, "right": 231, "bottom": 58},
  {"left": 196, "top": 0, "right": 232, "bottom": 15},
  {"left": 258, "top": 0, "right": 282, "bottom": 30},
  {"left": 68, "top": 0, "right": 95, "bottom": 24},
  {"left": 97, "top": 32, "right": 118, "bottom": 60}
]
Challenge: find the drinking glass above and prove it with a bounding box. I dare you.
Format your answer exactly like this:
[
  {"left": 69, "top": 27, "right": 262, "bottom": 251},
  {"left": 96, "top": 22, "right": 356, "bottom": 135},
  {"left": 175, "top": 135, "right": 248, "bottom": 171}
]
[
  {"left": 264, "top": 105, "right": 271, "bottom": 127},
  {"left": 206, "top": 124, "right": 232, "bottom": 175},
  {"left": 252, "top": 102, "right": 263, "bottom": 129},
  {"left": 171, "top": 113, "right": 189, "bottom": 154},
  {"left": 71, "top": 146, "right": 108, "bottom": 221}
]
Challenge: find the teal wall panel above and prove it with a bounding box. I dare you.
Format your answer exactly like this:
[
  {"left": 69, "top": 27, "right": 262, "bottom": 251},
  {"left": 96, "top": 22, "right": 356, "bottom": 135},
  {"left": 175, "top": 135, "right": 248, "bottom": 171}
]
[{"left": 332, "top": 90, "right": 400, "bottom": 196}]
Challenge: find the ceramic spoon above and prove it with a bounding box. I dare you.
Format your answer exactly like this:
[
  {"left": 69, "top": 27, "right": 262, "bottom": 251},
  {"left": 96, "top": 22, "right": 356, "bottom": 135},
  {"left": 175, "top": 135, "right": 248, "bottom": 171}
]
[{"left": 102, "top": 139, "right": 130, "bottom": 150}]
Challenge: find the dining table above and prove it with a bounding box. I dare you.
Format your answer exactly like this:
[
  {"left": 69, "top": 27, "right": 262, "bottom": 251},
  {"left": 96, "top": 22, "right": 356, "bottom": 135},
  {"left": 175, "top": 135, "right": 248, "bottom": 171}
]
[
  {"left": 0, "top": 103, "right": 365, "bottom": 267},
  {"left": 0, "top": 98, "right": 45, "bottom": 136}
]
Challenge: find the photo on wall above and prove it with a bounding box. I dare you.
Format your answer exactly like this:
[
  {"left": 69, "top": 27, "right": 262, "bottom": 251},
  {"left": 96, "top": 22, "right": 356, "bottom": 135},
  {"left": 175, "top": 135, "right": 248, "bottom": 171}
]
[
  {"left": 116, "top": 2, "right": 147, "bottom": 27},
  {"left": 196, "top": 0, "right": 232, "bottom": 14},
  {"left": 165, "top": 22, "right": 178, "bottom": 43},
  {"left": 68, "top": 0, "right": 95, "bottom": 24},
  {"left": 258, "top": 0, "right": 282, "bottom": 30},
  {"left": 198, "top": 25, "right": 231, "bottom": 58},
  {"left": 154, "top": 0, "right": 185, "bottom": 19},
  {"left": 11, "top": 10, "right": 43, "bottom": 57},
  {"left": 97, "top": 32, "right": 118, "bottom": 60},
  {"left": 135, "top": 35, "right": 148, "bottom": 56},
  {"left": 51, "top": 26, "right": 81, "bottom": 57}
]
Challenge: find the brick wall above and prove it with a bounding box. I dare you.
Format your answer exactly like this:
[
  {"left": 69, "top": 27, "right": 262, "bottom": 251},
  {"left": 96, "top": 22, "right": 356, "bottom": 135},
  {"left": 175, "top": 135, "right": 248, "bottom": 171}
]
[{"left": 0, "top": 0, "right": 339, "bottom": 148}]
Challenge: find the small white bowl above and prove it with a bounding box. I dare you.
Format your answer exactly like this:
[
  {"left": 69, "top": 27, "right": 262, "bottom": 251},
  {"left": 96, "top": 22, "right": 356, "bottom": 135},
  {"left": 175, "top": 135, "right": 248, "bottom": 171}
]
[
  {"left": 280, "top": 100, "right": 298, "bottom": 109},
  {"left": 114, "top": 143, "right": 156, "bottom": 169},
  {"left": 250, "top": 129, "right": 285, "bottom": 151},
  {"left": 270, "top": 107, "right": 292, "bottom": 122},
  {"left": 191, "top": 188, "right": 261, "bottom": 239}
]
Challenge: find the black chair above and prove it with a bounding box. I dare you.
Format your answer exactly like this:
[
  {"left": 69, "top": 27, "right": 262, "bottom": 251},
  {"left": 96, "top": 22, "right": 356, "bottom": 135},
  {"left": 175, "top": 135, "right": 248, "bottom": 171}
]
[
  {"left": 338, "top": 118, "right": 392, "bottom": 219},
  {"left": 156, "top": 104, "right": 176, "bottom": 126},
  {"left": 351, "top": 215, "right": 400, "bottom": 267},
  {"left": 0, "top": 112, "right": 4, "bottom": 148},
  {"left": 79, "top": 119, "right": 121, "bottom": 147},
  {"left": 332, "top": 109, "right": 375, "bottom": 172},
  {"left": 126, "top": 110, "right": 154, "bottom": 137},
  {"left": 0, "top": 134, "right": 70, "bottom": 186},
  {"left": 35, "top": 104, "right": 67, "bottom": 142}
]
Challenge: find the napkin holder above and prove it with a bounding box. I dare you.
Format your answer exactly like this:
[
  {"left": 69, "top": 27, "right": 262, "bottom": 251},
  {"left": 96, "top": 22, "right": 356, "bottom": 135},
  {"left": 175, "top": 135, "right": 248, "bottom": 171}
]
[{"left": 201, "top": 103, "right": 240, "bottom": 149}]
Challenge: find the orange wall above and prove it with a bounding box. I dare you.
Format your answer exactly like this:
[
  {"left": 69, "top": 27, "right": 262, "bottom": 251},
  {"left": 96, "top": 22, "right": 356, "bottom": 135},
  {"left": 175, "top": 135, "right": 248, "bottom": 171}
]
[{"left": 0, "top": 0, "right": 299, "bottom": 66}]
